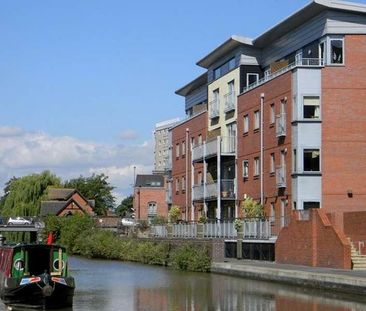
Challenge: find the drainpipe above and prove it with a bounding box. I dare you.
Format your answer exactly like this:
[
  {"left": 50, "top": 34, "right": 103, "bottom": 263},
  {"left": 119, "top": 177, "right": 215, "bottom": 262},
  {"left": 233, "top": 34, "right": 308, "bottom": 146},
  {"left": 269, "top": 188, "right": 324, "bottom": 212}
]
[
  {"left": 260, "top": 93, "right": 265, "bottom": 205},
  {"left": 191, "top": 142, "right": 195, "bottom": 222},
  {"left": 185, "top": 128, "right": 189, "bottom": 221}
]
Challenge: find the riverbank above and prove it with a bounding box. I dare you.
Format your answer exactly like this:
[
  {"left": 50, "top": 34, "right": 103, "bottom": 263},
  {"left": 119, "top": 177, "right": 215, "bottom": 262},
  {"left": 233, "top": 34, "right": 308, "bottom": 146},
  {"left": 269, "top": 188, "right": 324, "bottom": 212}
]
[{"left": 211, "top": 259, "right": 366, "bottom": 296}]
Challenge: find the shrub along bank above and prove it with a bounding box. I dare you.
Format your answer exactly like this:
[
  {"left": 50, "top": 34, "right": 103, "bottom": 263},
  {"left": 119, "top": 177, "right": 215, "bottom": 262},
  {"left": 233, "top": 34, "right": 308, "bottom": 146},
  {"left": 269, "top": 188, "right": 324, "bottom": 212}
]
[{"left": 44, "top": 215, "right": 211, "bottom": 272}]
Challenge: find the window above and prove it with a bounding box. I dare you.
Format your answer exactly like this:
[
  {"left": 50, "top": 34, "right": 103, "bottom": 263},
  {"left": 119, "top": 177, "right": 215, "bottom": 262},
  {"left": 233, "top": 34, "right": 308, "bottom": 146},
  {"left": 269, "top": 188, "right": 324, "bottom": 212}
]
[
  {"left": 303, "top": 149, "right": 320, "bottom": 172},
  {"left": 175, "top": 178, "right": 180, "bottom": 193},
  {"left": 293, "top": 149, "right": 297, "bottom": 173},
  {"left": 243, "top": 115, "right": 249, "bottom": 134},
  {"left": 270, "top": 203, "right": 275, "bottom": 224},
  {"left": 270, "top": 153, "right": 275, "bottom": 174},
  {"left": 270, "top": 104, "right": 275, "bottom": 124},
  {"left": 242, "top": 160, "right": 249, "bottom": 178},
  {"left": 304, "top": 202, "right": 320, "bottom": 210},
  {"left": 303, "top": 96, "right": 320, "bottom": 119},
  {"left": 198, "top": 172, "right": 203, "bottom": 185},
  {"left": 213, "top": 67, "right": 221, "bottom": 80},
  {"left": 319, "top": 41, "right": 325, "bottom": 61},
  {"left": 191, "top": 137, "right": 195, "bottom": 148},
  {"left": 247, "top": 73, "right": 259, "bottom": 87},
  {"left": 254, "top": 157, "right": 260, "bottom": 176},
  {"left": 228, "top": 58, "right": 235, "bottom": 71},
  {"left": 175, "top": 144, "right": 180, "bottom": 158},
  {"left": 182, "top": 141, "right": 186, "bottom": 156},
  {"left": 198, "top": 134, "right": 202, "bottom": 145},
  {"left": 182, "top": 176, "right": 186, "bottom": 192},
  {"left": 330, "top": 38, "right": 343, "bottom": 64},
  {"left": 148, "top": 202, "right": 157, "bottom": 215},
  {"left": 254, "top": 110, "right": 260, "bottom": 130}
]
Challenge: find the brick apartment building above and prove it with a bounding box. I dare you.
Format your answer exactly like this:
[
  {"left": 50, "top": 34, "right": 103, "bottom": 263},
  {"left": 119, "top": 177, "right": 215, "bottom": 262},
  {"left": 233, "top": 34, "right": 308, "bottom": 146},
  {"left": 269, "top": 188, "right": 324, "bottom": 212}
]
[{"left": 170, "top": 0, "right": 366, "bottom": 267}]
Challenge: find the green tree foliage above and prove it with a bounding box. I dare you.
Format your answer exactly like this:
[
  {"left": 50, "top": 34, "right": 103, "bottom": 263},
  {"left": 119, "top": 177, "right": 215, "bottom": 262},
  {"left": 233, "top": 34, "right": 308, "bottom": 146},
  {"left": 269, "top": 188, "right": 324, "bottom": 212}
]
[
  {"left": 168, "top": 205, "right": 181, "bottom": 223},
  {"left": 0, "top": 171, "right": 61, "bottom": 216},
  {"left": 64, "top": 174, "right": 115, "bottom": 215},
  {"left": 240, "top": 197, "right": 264, "bottom": 218},
  {"left": 116, "top": 195, "right": 133, "bottom": 217}
]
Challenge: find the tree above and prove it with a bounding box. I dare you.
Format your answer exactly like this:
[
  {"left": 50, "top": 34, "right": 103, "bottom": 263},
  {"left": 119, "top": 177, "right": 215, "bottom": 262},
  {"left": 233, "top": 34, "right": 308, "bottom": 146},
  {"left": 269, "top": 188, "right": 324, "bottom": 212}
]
[
  {"left": 64, "top": 174, "right": 115, "bottom": 215},
  {"left": 240, "top": 197, "right": 264, "bottom": 219},
  {"left": 116, "top": 195, "right": 133, "bottom": 217},
  {"left": 0, "top": 171, "right": 61, "bottom": 216},
  {"left": 168, "top": 205, "right": 181, "bottom": 224}
]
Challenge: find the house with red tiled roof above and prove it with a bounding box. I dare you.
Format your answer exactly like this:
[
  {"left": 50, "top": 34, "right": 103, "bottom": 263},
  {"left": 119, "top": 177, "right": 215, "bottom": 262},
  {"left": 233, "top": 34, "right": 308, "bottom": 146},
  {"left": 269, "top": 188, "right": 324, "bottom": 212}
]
[{"left": 40, "top": 188, "right": 95, "bottom": 217}]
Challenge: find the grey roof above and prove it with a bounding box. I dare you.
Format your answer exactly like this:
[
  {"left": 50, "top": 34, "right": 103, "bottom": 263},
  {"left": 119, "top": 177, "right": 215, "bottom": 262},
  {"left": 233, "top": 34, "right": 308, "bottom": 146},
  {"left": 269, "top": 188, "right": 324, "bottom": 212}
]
[
  {"left": 196, "top": 35, "right": 253, "bottom": 69},
  {"left": 40, "top": 201, "right": 68, "bottom": 216},
  {"left": 175, "top": 72, "right": 207, "bottom": 96},
  {"left": 135, "top": 174, "right": 164, "bottom": 188},
  {"left": 47, "top": 188, "right": 75, "bottom": 200},
  {"left": 254, "top": 0, "right": 366, "bottom": 47}
]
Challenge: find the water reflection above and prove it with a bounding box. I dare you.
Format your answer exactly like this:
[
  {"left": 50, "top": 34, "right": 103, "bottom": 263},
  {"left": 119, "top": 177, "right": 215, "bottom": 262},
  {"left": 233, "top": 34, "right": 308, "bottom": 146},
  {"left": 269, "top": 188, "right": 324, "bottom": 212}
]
[{"left": 2, "top": 257, "right": 366, "bottom": 311}]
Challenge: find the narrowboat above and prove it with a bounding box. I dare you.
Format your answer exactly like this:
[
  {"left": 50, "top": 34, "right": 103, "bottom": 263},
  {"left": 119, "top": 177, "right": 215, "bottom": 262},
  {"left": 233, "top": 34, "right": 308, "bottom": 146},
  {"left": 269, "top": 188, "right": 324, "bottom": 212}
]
[{"left": 0, "top": 237, "right": 75, "bottom": 309}]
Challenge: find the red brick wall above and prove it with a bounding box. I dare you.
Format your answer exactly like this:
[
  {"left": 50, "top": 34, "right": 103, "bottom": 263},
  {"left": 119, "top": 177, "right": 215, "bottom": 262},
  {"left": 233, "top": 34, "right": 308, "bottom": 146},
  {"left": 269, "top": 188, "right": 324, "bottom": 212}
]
[
  {"left": 276, "top": 209, "right": 351, "bottom": 269},
  {"left": 171, "top": 112, "right": 207, "bottom": 220},
  {"left": 133, "top": 187, "right": 168, "bottom": 220},
  {"left": 322, "top": 35, "right": 366, "bottom": 229},
  {"left": 236, "top": 72, "right": 292, "bottom": 223},
  {"left": 344, "top": 211, "right": 366, "bottom": 255}
]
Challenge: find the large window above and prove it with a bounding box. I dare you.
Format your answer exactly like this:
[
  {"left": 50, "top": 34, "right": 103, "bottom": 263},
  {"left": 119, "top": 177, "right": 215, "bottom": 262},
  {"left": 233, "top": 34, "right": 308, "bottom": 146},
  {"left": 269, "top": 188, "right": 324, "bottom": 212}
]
[
  {"left": 148, "top": 202, "right": 157, "bottom": 216},
  {"left": 303, "top": 96, "right": 320, "bottom": 119},
  {"left": 330, "top": 39, "right": 343, "bottom": 64},
  {"left": 246, "top": 73, "right": 259, "bottom": 87},
  {"left": 303, "top": 149, "right": 320, "bottom": 172},
  {"left": 213, "top": 57, "right": 236, "bottom": 80}
]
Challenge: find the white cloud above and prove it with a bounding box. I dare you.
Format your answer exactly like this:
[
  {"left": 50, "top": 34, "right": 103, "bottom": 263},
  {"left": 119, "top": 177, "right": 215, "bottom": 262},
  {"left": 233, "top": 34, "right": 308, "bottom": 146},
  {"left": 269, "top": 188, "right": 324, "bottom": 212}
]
[
  {"left": 0, "top": 127, "right": 154, "bottom": 201},
  {"left": 118, "top": 129, "right": 139, "bottom": 140}
]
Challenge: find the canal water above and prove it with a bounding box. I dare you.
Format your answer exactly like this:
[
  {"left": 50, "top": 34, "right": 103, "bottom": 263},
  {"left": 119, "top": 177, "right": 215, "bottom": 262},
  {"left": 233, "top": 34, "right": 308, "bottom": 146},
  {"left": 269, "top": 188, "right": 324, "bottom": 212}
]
[{"left": 2, "top": 256, "right": 366, "bottom": 310}]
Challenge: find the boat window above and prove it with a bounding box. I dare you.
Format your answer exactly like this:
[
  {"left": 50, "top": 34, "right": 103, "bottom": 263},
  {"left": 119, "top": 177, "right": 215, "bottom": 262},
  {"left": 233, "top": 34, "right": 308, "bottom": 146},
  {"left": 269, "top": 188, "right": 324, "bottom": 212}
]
[
  {"left": 28, "top": 248, "right": 51, "bottom": 275},
  {"left": 53, "top": 259, "right": 65, "bottom": 271},
  {"left": 14, "top": 259, "right": 24, "bottom": 271}
]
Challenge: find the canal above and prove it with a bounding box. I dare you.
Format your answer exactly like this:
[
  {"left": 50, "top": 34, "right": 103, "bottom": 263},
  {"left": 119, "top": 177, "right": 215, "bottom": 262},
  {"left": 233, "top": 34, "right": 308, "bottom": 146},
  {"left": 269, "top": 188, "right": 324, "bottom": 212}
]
[{"left": 2, "top": 256, "right": 366, "bottom": 310}]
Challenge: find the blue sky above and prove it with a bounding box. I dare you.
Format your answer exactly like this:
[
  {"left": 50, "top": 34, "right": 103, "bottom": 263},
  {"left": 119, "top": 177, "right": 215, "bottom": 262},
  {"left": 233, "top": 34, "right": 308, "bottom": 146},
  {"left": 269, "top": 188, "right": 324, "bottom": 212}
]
[{"left": 1, "top": 0, "right": 365, "bottom": 202}]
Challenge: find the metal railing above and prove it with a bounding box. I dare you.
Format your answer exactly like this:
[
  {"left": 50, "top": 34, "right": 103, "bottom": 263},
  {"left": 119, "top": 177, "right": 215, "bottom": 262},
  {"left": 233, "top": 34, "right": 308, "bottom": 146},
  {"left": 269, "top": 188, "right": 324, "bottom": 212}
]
[
  {"left": 192, "top": 184, "right": 204, "bottom": 201},
  {"left": 224, "top": 91, "right": 235, "bottom": 113},
  {"left": 242, "top": 58, "right": 324, "bottom": 93},
  {"left": 275, "top": 112, "right": 286, "bottom": 137},
  {"left": 220, "top": 179, "right": 235, "bottom": 199},
  {"left": 275, "top": 165, "right": 286, "bottom": 188},
  {"left": 150, "top": 218, "right": 281, "bottom": 240},
  {"left": 192, "top": 136, "right": 236, "bottom": 162},
  {"left": 209, "top": 98, "right": 220, "bottom": 119}
]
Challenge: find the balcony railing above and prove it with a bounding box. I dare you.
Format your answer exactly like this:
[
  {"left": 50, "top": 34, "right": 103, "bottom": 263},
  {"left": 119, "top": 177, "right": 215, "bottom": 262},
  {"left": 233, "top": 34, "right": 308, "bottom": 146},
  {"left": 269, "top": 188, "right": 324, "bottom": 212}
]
[
  {"left": 191, "top": 136, "right": 236, "bottom": 162},
  {"left": 221, "top": 179, "right": 235, "bottom": 199},
  {"left": 275, "top": 113, "right": 286, "bottom": 137},
  {"left": 242, "top": 58, "right": 324, "bottom": 93},
  {"left": 224, "top": 91, "right": 235, "bottom": 113},
  {"left": 192, "top": 179, "right": 235, "bottom": 201},
  {"left": 209, "top": 98, "right": 220, "bottom": 119},
  {"left": 276, "top": 165, "right": 286, "bottom": 188},
  {"left": 150, "top": 218, "right": 281, "bottom": 240}
]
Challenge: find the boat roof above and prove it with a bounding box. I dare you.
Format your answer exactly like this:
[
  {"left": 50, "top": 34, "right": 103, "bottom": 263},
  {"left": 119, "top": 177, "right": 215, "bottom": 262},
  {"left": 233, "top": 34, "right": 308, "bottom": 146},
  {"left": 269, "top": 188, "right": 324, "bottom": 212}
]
[{"left": 0, "top": 243, "right": 66, "bottom": 250}]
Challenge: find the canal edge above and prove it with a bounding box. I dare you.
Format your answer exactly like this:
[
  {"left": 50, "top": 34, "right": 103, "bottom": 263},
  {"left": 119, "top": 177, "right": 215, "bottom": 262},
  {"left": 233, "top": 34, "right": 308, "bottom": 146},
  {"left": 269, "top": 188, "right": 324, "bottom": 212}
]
[{"left": 211, "top": 261, "right": 366, "bottom": 296}]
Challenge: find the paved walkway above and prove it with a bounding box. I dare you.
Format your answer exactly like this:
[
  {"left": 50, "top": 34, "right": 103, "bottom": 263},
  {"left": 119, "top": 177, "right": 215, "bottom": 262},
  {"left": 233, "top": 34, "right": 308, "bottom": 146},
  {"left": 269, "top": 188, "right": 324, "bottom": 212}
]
[{"left": 211, "top": 259, "right": 366, "bottom": 295}]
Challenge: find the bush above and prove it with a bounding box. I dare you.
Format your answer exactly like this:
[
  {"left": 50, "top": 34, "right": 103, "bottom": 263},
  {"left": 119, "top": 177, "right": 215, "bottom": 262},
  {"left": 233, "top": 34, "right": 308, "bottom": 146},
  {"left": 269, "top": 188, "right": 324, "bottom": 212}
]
[
  {"left": 168, "top": 205, "right": 181, "bottom": 223},
  {"left": 241, "top": 197, "right": 264, "bottom": 218},
  {"left": 170, "top": 244, "right": 211, "bottom": 272}
]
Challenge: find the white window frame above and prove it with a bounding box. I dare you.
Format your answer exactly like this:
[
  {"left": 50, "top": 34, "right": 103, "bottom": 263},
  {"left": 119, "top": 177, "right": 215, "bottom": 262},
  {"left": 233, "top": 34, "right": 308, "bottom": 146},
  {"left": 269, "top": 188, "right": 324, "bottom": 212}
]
[
  {"left": 175, "top": 143, "right": 180, "bottom": 158},
  {"left": 254, "top": 157, "right": 260, "bottom": 176},
  {"left": 242, "top": 160, "right": 249, "bottom": 178},
  {"left": 246, "top": 73, "right": 259, "bottom": 87},
  {"left": 270, "top": 103, "right": 275, "bottom": 124},
  {"left": 182, "top": 141, "right": 186, "bottom": 156},
  {"left": 329, "top": 37, "right": 344, "bottom": 65},
  {"left": 175, "top": 178, "right": 180, "bottom": 193},
  {"left": 181, "top": 176, "right": 185, "bottom": 192},
  {"left": 303, "top": 95, "right": 321, "bottom": 120},
  {"left": 254, "top": 110, "right": 260, "bottom": 130},
  {"left": 270, "top": 153, "right": 275, "bottom": 174},
  {"left": 243, "top": 115, "right": 249, "bottom": 134}
]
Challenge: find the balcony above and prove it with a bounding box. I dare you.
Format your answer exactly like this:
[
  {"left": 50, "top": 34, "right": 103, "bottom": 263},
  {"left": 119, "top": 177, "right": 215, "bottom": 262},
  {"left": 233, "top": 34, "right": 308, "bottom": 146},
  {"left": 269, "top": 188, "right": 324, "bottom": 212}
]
[
  {"left": 192, "top": 136, "right": 236, "bottom": 162},
  {"left": 242, "top": 58, "right": 324, "bottom": 94},
  {"left": 192, "top": 179, "right": 235, "bottom": 201},
  {"left": 275, "top": 113, "right": 286, "bottom": 137},
  {"left": 224, "top": 91, "right": 235, "bottom": 113},
  {"left": 209, "top": 98, "right": 220, "bottom": 119},
  {"left": 276, "top": 165, "right": 286, "bottom": 188}
]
